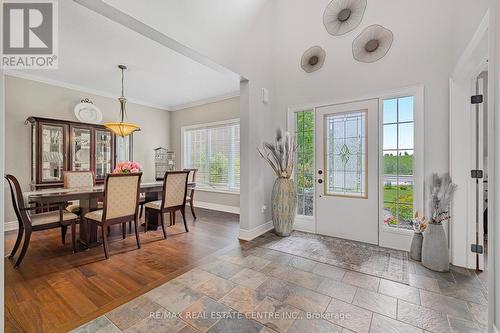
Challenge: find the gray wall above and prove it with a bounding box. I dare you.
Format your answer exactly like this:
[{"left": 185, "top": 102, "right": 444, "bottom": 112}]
[
  {"left": 169, "top": 97, "right": 240, "bottom": 209},
  {"left": 4, "top": 75, "right": 171, "bottom": 223}
]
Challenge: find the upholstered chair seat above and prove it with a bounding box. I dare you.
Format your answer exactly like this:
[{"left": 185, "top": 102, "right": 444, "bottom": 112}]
[
  {"left": 31, "top": 211, "right": 79, "bottom": 227},
  {"left": 144, "top": 200, "right": 161, "bottom": 210},
  {"left": 65, "top": 203, "right": 81, "bottom": 213},
  {"left": 68, "top": 201, "right": 103, "bottom": 213},
  {"left": 84, "top": 210, "right": 103, "bottom": 222}
]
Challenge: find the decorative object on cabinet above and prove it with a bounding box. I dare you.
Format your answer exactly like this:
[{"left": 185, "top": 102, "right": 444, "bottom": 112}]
[
  {"left": 104, "top": 65, "right": 141, "bottom": 137},
  {"left": 301, "top": 46, "right": 326, "bottom": 73},
  {"left": 154, "top": 147, "right": 175, "bottom": 180},
  {"left": 73, "top": 98, "right": 102, "bottom": 124},
  {"left": 323, "top": 0, "right": 367, "bottom": 36},
  {"left": 352, "top": 24, "right": 394, "bottom": 63},
  {"left": 26, "top": 116, "right": 133, "bottom": 190}
]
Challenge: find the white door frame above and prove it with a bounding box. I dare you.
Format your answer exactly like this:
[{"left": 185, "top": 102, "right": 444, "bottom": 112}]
[
  {"left": 449, "top": 11, "right": 491, "bottom": 269},
  {"left": 287, "top": 109, "right": 316, "bottom": 234},
  {"left": 287, "top": 84, "right": 424, "bottom": 250},
  {"left": 378, "top": 86, "right": 425, "bottom": 251}
]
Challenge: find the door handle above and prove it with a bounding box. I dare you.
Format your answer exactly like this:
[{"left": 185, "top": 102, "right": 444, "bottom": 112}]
[{"left": 318, "top": 179, "right": 323, "bottom": 184}]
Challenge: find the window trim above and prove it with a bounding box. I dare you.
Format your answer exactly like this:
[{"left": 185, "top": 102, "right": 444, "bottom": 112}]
[
  {"left": 378, "top": 86, "right": 425, "bottom": 233},
  {"left": 181, "top": 118, "right": 240, "bottom": 194},
  {"left": 287, "top": 109, "right": 316, "bottom": 222}
]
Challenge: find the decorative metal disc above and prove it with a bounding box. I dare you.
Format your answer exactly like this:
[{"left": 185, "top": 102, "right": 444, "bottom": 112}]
[
  {"left": 323, "top": 0, "right": 367, "bottom": 36},
  {"left": 352, "top": 24, "right": 393, "bottom": 63},
  {"left": 301, "top": 46, "right": 326, "bottom": 73}
]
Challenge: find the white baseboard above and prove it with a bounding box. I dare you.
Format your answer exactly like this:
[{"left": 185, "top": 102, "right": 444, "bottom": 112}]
[
  {"left": 194, "top": 201, "right": 240, "bottom": 214},
  {"left": 293, "top": 216, "right": 315, "bottom": 233},
  {"left": 4, "top": 202, "right": 239, "bottom": 233},
  {"left": 238, "top": 221, "right": 273, "bottom": 241},
  {"left": 494, "top": 324, "right": 499, "bottom": 333},
  {"left": 5, "top": 220, "right": 18, "bottom": 232}
]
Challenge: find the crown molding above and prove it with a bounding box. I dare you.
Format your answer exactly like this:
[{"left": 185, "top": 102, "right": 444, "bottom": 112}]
[
  {"left": 169, "top": 91, "right": 240, "bottom": 111},
  {"left": 5, "top": 70, "right": 171, "bottom": 110}
]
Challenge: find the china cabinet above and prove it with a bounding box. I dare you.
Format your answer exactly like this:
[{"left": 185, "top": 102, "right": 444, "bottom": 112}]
[{"left": 26, "top": 117, "right": 133, "bottom": 190}]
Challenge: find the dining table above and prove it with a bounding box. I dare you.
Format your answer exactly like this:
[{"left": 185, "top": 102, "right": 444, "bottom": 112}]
[{"left": 26, "top": 181, "right": 196, "bottom": 249}]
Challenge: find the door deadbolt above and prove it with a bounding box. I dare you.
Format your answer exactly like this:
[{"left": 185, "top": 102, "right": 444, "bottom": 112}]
[{"left": 318, "top": 170, "right": 323, "bottom": 175}]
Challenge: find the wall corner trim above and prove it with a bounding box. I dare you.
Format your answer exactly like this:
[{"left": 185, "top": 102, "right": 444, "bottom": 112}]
[
  {"left": 238, "top": 221, "right": 273, "bottom": 241},
  {"left": 4, "top": 221, "right": 18, "bottom": 232},
  {"left": 194, "top": 201, "right": 240, "bottom": 215}
]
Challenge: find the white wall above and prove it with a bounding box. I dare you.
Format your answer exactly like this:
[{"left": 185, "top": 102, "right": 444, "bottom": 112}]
[
  {"left": 3, "top": 75, "right": 170, "bottom": 223},
  {"left": 169, "top": 97, "right": 240, "bottom": 210},
  {"left": 272, "top": 0, "right": 488, "bottom": 175},
  {"left": 451, "top": 1, "right": 491, "bottom": 63}
]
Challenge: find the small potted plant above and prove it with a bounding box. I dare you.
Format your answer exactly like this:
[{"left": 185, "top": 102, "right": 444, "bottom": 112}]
[
  {"left": 113, "top": 161, "right": 142, "bottom": 174},
  {"left": 410, "top": 212, "right": 428, "bottom": 261},
  {"left": 258, "top": 129, "right": 297, "bottom": 236},
  {"left": 421, "top": 173, "right": 457, "bottom": 272}
]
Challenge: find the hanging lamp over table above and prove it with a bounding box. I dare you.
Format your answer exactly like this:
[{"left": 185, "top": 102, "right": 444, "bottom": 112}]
[{"left": 104, "top": 65, "right": 141, "bottom": 137}]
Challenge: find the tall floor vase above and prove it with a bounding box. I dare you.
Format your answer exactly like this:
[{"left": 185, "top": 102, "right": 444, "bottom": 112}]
[
  {"left": 271, "top": 178, "right": 297, "bottom": 237},
  {"left": 421, "top": 223, "right": 449, "bottom": 272},
  {"left": 409, "top": 233, "right": 423, "bottom": 261}
]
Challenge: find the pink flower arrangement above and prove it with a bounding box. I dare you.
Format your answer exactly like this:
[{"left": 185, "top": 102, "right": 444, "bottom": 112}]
[
  {"left": 113, "top": 161, "right": 142, "bottom": 174},
  {"left": 384, "top": 216, "right": 398, "bottom": 226}
]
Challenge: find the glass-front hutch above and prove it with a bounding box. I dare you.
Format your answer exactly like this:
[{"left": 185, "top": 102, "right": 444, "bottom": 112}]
[{"left": 27, "top": 117, "right": 133, "bottom": 189}]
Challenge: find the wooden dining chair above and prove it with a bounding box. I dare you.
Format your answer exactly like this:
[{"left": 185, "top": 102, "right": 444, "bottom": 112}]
[
  {"left": 183, "top": 168, "right": 198, "bottom": 220},
  {"left": 63, "top": 171, "right": 95, "bottom": 214},
  {"left": 144, "top": 171, "right": 190, "bottom": 238},
  {"left": 84, "top": 173, "right": 142, "bottom": 259},
  {"left": 5, "top": 174, "right": 79, "bottom": 267}
]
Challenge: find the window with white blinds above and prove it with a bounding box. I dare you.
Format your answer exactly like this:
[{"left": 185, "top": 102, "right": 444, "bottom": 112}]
[{"left": 183, "top": 120, "right": 240, "bottom": 192}]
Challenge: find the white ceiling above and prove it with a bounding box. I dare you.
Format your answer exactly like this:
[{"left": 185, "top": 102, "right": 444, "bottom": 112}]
[{"left": 11, "top": 0, "right": 240, "bottom": 110}]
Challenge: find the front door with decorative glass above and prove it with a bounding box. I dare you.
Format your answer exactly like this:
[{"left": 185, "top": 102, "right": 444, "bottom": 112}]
[{"left": 315, "top": 99, "right": 379, "bottom": 244}]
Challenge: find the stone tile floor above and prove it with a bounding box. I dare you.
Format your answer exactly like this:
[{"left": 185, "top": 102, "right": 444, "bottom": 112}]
[{"left": 72, "top": 233, "right": 488, "bottom": 333}]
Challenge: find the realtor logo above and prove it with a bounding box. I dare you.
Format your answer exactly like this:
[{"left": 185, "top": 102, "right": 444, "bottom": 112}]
[{"left": 2, "top": 1, "right": 58, "bottom": 69}]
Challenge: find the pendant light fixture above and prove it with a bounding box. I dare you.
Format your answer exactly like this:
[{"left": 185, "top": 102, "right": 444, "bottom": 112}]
[{"left": 104, "top": 65, "right": 140, "bottom": 137}]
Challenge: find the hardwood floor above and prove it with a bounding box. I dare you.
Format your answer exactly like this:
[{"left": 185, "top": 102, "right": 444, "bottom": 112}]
[{"left": 4, "top": 209, "right": 240, "bottom": 333}]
